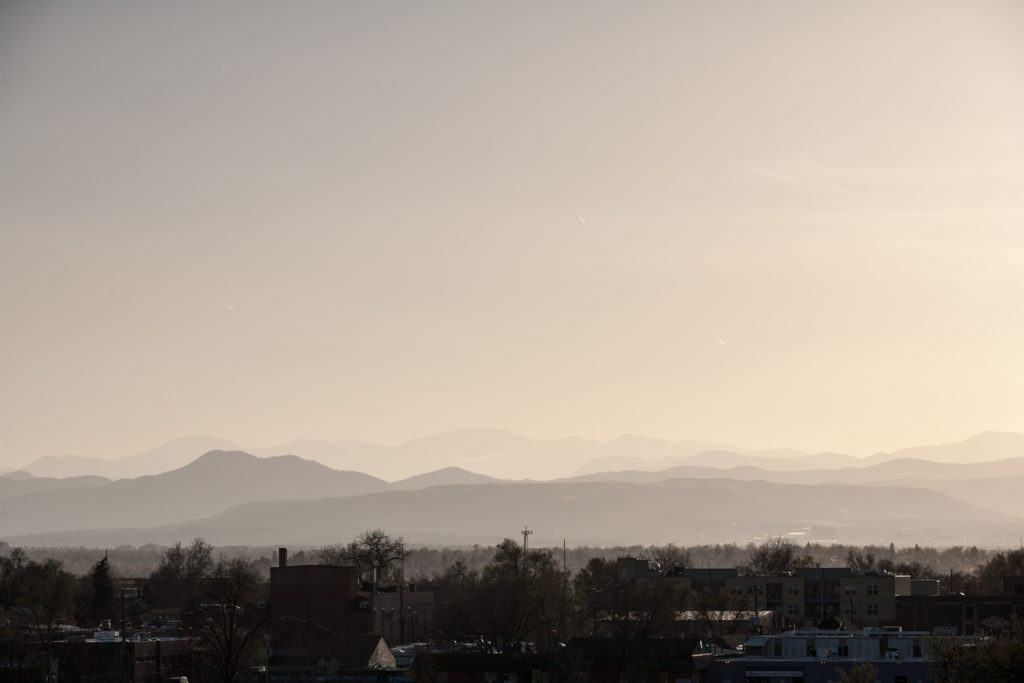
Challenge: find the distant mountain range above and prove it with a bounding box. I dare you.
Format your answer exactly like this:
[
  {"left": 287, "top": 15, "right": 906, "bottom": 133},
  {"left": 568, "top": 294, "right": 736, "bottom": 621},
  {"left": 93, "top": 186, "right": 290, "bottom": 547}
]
[
  {"left": 16, "top": 429, "right": 1024, "bottom": 481},
  {"left": 863, "top": 431, "right": 1024, "bottom": 465},
  {"left": 0, "top": 474, "right": 110, "bottom": 499},
  {"left": 390, "top": 466, "right": 500, "bottom": 490},
  {"left": 0, "top": 451, "right": 386, "bottom": 536},
  {"left": 176, "top": 477, "right": 1017, "bottom": 548},
  {"left": 5, "top": 475, "right": 1019, "bottom": 550},
  {"left": 1, "top": 431, "right": 1023, "bottom": 548},
  {"left": 17, "top": 435, "right": 244, "bottom": 479},
  {"left": 562, "top": 457, "right": 1024, "bottom": 519}
]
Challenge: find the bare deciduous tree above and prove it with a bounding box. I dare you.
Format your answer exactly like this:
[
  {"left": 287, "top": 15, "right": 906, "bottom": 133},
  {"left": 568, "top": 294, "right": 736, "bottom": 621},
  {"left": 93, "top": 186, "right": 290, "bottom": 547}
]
[
  {"left": 149, "top": 538, "right": 215, "bottom": 609},
  {"left": 153, "top": 538, "right": 214, "bottom": 581},
  {"left": 650, "top": 543, "right": 691, "bottom": 570},
  {"left": 745, "top": 537, "right": 816, "bottom": 575},
  {"left": 319, "top": 529, "right": 405, "bottom": 590},
  {"left": 194, "top": 558, "right": 269, "bottom": 683}
]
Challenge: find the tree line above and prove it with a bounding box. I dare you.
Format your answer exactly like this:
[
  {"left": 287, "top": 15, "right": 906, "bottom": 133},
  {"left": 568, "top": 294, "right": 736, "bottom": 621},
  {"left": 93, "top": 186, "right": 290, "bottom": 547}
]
[
  {"left": 4, "top": 538, "right": 1023, "bottom": 593},
  {"left": 410, "top": 541, "right": 1021, "bottom": 593},
  {"left": 0, "top": 538, "right": 268, "bottom": 682},
  {"left": 2, "top": 535, "right": 1023, "bottom": 681}
]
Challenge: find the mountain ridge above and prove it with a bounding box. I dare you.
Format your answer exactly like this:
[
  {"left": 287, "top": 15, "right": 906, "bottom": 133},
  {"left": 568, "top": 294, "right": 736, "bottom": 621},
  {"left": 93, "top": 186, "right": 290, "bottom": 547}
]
[
  {"left": 0, "top": 450, "right": 389, "bottom": 537},
  {"left": 17, "top": 429, "right": 1024, "bottom": 482},
  {"left": 4, "top": 477, "right": 1017, "bottom": 549}
]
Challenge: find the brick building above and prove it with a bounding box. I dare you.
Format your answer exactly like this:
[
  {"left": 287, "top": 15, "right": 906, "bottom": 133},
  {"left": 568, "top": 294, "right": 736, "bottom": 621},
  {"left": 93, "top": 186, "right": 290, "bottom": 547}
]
[
  {"left": 269, "top": 548, "right": 434, "bottom": 652},
  {"left": 269, "top": 556, "right": 366, "bottom": 652}
]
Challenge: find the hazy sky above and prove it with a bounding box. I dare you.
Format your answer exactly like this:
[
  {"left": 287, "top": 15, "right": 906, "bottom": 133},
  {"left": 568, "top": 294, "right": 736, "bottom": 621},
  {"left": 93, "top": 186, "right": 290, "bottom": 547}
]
[{"left": 2, "top": 1, "right": 1023, "bottom": 466}]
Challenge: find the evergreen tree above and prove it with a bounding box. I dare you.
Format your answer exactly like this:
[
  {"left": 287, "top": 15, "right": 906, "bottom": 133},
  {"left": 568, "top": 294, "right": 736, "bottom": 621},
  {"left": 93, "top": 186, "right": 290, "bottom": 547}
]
[{"left": 89, "top": 555, "right": 115, "bottom": 623}]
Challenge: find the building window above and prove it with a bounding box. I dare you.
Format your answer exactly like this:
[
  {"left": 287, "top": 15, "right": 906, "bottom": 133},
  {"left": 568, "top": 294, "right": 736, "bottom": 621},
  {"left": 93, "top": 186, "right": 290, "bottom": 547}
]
[
  {"left": 786, "top": 604, "right": 800, "bottom": 616},
  {"left": 844, "top": 585, "right": 856, "bottom": 595},
  {"left": 866, "top": 585, "right": 879, "bottom": 596},
  {"left": 866, "top": 604, "right": 879, "bottom": 615},
  {"left": 787, "top": 585, "right": 800, "bottom": 595}
]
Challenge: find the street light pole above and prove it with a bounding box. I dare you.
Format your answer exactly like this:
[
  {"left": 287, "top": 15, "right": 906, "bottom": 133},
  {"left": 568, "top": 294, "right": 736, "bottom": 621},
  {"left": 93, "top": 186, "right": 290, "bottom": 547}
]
[
  {"left": 120, "top": 589, "right": 127, "bottom": 683},
  {"left": 400, "top": 552, "right": 405, "bottom": 645}
]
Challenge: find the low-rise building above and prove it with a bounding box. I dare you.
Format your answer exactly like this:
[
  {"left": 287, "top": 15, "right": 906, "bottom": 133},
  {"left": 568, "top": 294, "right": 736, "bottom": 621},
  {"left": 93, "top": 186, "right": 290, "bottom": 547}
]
[
  {"left": 894, "top": 592, "right": 1024, "bottom": 635},
  {"left": 269, "top": 558, "right": 366, "bottom": 653},
  {"left": 681, "top": 566, "right": 916, "bottom": 630},
  {"left": 725, "top": 574, "right": 807, "bottom": 627},
  {"left": 270, "top": 549, "right": 436, "bottom": 647},
  {"left": 707, "top": 628, "right": 933, "bottom": 683}
]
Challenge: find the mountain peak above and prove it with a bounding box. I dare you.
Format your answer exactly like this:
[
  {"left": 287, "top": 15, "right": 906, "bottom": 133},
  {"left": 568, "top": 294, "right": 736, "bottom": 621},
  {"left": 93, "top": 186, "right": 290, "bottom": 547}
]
[{"left": 186, "top": 450, "right": 257, "bottom": 467}]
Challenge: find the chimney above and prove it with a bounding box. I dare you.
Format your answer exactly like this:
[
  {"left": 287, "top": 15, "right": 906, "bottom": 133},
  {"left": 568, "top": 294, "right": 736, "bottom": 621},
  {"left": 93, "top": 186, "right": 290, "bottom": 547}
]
[{"left": 278, "top": 547, "right": 288, "bottom": 568}]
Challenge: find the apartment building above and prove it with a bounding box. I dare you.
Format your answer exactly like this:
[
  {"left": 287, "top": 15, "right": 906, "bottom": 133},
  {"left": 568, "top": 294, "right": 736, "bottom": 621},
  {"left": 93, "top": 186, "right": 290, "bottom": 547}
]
[{"left": 618, "top": 559, "right": 923, "bottom": 631}]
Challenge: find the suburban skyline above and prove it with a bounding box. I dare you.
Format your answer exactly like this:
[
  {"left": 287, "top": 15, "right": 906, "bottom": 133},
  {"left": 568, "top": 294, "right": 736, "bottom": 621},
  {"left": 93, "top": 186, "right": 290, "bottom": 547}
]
[{"left": 3, "top": 2, "right": 1023, "bottom": 468}]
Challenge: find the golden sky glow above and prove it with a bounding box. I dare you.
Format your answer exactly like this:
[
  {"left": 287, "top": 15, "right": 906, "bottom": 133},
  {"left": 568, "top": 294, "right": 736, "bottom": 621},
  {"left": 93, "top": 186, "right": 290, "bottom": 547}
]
[{"left": 2, "top": 1, "right": 1023, "bottom": 468}]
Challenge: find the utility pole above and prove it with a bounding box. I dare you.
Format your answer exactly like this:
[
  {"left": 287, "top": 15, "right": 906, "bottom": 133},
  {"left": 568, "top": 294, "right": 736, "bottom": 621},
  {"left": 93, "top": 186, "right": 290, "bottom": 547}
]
[
  {"left": 400, "top": 552, "right": 405, "bottom": 644},
  {"left": 120, "top": 589, "right": 127, "bottom": 683},
  {"left": 521, "top": 527, "right": 533, "bottom": 570}
]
